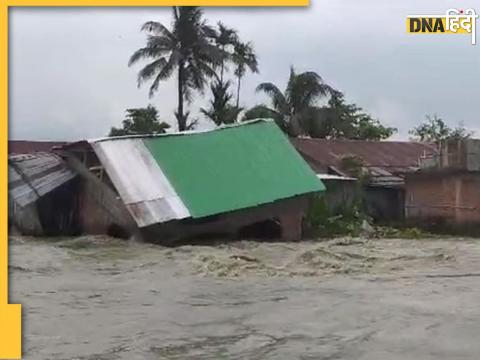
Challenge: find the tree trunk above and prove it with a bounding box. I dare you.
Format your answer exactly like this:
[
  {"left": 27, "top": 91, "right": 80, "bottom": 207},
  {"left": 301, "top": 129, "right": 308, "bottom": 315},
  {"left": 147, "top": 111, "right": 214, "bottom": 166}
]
[
  {"left": 236, "top": 74, "right": 241, "bottom": 110},
  {"left": 289, "top": 114, "right": 302, "bottom": 137},
  {"left": 177, "top": 63, "right": 185, "bottom": 132},
  {"left": 220, "top": 47, "right": 225, "bottom": 84}
]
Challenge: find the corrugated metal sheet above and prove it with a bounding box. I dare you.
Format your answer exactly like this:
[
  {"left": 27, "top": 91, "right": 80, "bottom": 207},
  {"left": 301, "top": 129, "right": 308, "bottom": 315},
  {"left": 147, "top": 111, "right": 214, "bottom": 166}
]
[
  {"left": 90, "top": 120, "right": 324, "bottom": 226},
  {"left": 143, "top": 120, "right": 324, "bottom": 218},
  {"left": 8, "top": 166, "right": 38, "bottom": 207},
  {"left": 91, "top": 139, "right": 190, "bottom": 227},
  {"left": 292, "top": 138, "right": 438, "bottom": 187},
  {"left": 317, "top": 174, "right": 357, "bottom": 181},
  {"left": 8, "top": 140, "right": 66, "bottom": 154},
  {"left": 292, "top": 138, "right": 437, "bottom": 168},
  {"left": 9, "top": 152, "right": 76, "bottom": 207}
]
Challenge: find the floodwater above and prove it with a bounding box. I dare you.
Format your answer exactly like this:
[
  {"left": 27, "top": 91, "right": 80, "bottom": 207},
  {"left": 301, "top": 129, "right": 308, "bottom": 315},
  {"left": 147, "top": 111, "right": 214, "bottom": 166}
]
[{"left": 9, "top": 235, "right": 480, "bottom": 359}]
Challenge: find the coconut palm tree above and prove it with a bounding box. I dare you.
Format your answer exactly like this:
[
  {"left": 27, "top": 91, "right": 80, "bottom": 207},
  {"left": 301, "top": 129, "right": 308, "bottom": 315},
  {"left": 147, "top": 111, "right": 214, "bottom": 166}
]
[
  {"left": 200, "top": 79, "right": 242, "bottom": 126},
  {"left": 213, "top": 22, "right": 238, "bottom": 83},
  {"left": 255, "top": 66, "right": 333, "bottom": 136},
  {"left": 233, "top": 41, "right": 258, "bottom": 108},
  {"left": 128, "top": 7, "right": 223, "bottom": 131},
  {"left": 202, "top": 23, "right": 252, "bottom": 126}
]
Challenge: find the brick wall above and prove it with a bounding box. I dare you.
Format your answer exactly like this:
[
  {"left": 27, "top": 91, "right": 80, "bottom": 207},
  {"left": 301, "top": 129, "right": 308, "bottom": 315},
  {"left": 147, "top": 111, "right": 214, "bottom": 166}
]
[
  {"left": 456, "top": 174, "right": 480, "bottom": 223},
  {"left": 142, "top": 195, "right": 311, "bottom": 243},
  {"left": 405, "top": 172, "right": 480, "bottom": 226},
  {"left": 64, "top": 155, "right": 137, "bottom": 236}
]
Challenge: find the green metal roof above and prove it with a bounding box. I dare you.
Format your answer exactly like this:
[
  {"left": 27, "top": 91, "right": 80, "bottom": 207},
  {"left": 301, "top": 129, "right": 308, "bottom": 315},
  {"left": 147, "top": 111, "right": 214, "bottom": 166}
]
[{"left": 143, "top": 120, "right": 324, "bottom": 218}]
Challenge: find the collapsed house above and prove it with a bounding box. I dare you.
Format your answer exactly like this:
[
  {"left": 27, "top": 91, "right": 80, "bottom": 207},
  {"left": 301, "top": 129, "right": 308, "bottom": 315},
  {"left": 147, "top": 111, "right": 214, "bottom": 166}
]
[
  {"left": 56, "top": 120, "right": 324, "bottom": 242},
  {"left": 8, "top": 152, "right": 79, "bottom": 235},
  {"left": 405, "top": 139, "right": 480, "bottom": 231},
  {"left": 292, "top": 138, "right": 438, "bottom": 222}
]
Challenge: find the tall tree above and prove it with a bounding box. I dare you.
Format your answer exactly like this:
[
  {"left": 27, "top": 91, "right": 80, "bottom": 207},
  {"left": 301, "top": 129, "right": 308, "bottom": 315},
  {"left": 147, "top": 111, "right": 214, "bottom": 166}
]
[
  {"left": 242, "top": 105, "right": 288, "bottom": 132},
  {"left": 200, "top": 79, "right": 242, "bottom": 125},
  {"left": 129, "top": 7, "right": 223, "bottom": 132},
  {"left": 213, "top": 22, "right": 238, "bottom": 83},
  {"left": 109, "top": 106, "right": 170, "bottom": 136},
  {"left": 255, "top": 66, "right": 332, "bottom": 136},
  {"left": 233, "top": 41, "right": 258, "bottom": 108},
  {"left": 307, "top": 90, "right": 396, "bottom": 140},
  {"left": 202, "top": 23, "right": 254, "bottom": 126},
  {"left": 409, "top": 114, "right": 473, "bottom": 142}
]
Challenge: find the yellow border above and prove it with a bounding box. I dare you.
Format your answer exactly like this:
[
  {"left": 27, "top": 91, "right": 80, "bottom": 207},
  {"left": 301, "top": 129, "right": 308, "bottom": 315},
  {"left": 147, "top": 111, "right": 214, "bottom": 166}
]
[
  {"left": 1, "top": 1, "right": 22, "bottom": 358},
  {"left": 1, "top": 0, "right": 308, "bottom": 358}
]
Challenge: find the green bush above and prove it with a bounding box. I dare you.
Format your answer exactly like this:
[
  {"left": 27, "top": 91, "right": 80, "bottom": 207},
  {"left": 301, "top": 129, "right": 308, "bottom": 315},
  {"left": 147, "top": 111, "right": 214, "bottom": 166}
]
[{"left": 305, "top": 194, "right": 371, "bottom": 238}]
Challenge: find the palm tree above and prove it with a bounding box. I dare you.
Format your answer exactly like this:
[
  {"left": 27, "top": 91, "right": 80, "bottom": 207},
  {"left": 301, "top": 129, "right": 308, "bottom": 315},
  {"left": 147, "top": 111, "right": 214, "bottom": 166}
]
[
  {"left": 213, "top": 22, "right": 238, "bottom": 83},
  {"left": 241, "top": 104, "right": 288, "bottom": 132},
  {"left": 202, "top": 23, "right": 252, "bottom": 126},
  {"left": 256, "top": 66, "right": 333, "bottom": 136},
  {"left": 200, "top": 79, "right": 242, "bottom": 126},
  {"left": 129, "top": 7, "right": 223, "bottom": 132},
  {"left": 233, "top": 41, "right": 258, "bottom": 108}
]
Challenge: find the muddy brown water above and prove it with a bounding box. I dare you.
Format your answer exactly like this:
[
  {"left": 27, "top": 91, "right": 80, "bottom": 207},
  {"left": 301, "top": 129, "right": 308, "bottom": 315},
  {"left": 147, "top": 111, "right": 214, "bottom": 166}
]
[{"left": 9, "top": 235, "right": 480, "bottom": 359}]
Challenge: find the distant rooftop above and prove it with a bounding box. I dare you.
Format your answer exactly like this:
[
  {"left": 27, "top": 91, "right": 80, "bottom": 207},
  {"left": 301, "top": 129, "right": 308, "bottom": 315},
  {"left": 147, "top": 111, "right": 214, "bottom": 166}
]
[
  {"left": 9, "top": 140, "right": 67, "bottom": 154},
  {"left": 292, "top": 138, "right": 438, "bottom": 187}
]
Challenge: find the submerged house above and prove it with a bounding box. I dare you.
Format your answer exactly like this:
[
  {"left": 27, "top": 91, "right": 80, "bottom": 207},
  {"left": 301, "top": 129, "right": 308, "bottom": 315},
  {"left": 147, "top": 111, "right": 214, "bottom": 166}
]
[
  {"left": 292, "top": 138, "right": 438, "bottom": 222},
  {"left": 405, "top": 139, "right": 480, "bottom": 231},
  {"left": 57, "top": 120, "right": 324, "bottom": 242},
  {"left": 8, "top": 152, "right": 79, "bottom": 235}
]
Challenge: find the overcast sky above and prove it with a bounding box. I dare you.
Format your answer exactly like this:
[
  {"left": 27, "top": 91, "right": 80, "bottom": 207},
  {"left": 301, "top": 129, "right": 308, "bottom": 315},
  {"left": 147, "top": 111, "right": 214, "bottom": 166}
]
[{"left": 9, "top": 1, "right": 480, "bottom": 141}]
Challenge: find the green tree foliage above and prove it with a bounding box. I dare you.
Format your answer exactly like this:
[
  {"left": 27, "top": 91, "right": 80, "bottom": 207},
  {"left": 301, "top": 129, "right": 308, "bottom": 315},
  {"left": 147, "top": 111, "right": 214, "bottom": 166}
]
[
  {"left": 409, "top": 114, "right": 473, "bottom": 142},
  {"left": 200, "top": 80, "right": 242, "bottom": 125},
  {"left": 254, "top": 66, "right": 333, "bottom": 136},
  {"left": 339, "top": 155, "right": 367, "bottom": 179},
  {"left": 129, "top": 7, "right": 224, "bottom": 132},
  {"left": 109, "top": 106, "right": 170, "bottom": 136},
  {"left": 242, "top": 104, "right": 287, "bottom": 130},
  {"left": 242, "top": 105, "right": 277, "bottom": 121},
  {"left": 202, "top": 22, "right": 257, "bottom": 126},
  {"left": 307, "top": 91, "right": 396, "bottom": 140},
  {"left": 246, "top": 79, "right": 396, "bottom": 140}
]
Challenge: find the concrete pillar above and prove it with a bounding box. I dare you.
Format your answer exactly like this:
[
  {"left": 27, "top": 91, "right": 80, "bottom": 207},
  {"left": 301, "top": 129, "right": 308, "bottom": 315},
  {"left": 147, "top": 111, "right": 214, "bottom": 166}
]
[{"left": 279, "top": 211, "right": 303, "bottom": 241}]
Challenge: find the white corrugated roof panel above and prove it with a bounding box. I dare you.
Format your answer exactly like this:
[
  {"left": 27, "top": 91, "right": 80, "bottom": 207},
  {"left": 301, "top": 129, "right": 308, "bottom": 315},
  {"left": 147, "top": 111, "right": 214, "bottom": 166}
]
[
  {"left": 91, "top": 138, "right": 190, "bottom": 227},
  {"left": 316, "top": 174, "right": 357, "bottom": 181},
  {"left": 8, "top": 152, "right": 76, "bottom": 207}
]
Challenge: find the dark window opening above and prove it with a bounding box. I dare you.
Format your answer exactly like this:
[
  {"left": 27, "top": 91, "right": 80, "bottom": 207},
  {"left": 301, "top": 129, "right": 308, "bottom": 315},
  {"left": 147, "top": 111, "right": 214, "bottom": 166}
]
[{"left": 237, "top": 219, "right": 282, "bottom": 240}]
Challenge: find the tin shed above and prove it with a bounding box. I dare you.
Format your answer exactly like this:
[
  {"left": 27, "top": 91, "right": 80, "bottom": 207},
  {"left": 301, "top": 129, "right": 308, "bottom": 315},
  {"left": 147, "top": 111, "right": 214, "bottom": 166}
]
[
  {"left": 8, "top": 152, "right": 79, "bottom": 235},
  {"left": 292, "top": 138, "right": 438, "bottom": 222},
  {"left": 61, "top": 120, "right": 325, "bottom": 241}
]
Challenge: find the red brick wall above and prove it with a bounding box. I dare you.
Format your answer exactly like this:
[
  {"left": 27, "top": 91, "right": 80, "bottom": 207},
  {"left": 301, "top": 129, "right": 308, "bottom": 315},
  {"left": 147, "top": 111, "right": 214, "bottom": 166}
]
[
  {"left": 456, "top": 174, "right": 480, "bottom": 223},
  {"left": 405, "top": 172, "right": 480, "bottom": 225}
]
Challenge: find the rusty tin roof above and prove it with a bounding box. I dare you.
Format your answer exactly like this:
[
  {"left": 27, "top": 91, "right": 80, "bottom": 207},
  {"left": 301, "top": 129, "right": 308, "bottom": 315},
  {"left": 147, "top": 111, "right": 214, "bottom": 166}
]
[
  {"left": 9, "top": 140, "right": 67, "bottom": 154},
  {"left": 292, "top": 138, "right": 438, "bottom": 187}
]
